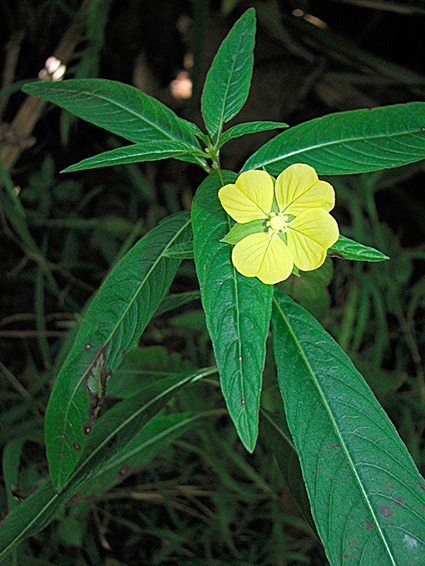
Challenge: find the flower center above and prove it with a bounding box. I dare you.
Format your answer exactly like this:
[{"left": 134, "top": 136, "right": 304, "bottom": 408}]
[{"left": 267, "top": 213, "right": 288, "bottom": 234}]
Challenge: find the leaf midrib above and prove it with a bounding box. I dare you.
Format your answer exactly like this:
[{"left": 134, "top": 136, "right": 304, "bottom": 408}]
[
  {"left": 272, "top": 296, "right": 396, "bottom": 565},
  {"left": 244, "top": 126, "right": 425, "bottom": 170},
  {"left": 57, "top": 85, "right": 196, "bottom": 146},
  {"left": 213, "top": 32, "right": 247, "bottom": 142}
]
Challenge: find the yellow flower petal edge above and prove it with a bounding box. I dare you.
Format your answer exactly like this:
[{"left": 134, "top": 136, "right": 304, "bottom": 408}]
[
  {"left": 286, "top": 208, "right": 339, "bottom": 271},
  {"left": 275, "top": 163, "right": 335, "bottom": 215},
  {"left": 218, "top": 170, "right": 273, "bottom": 223},
  {"left": 232, "top": 233, "right": 293, "bottom": 285}
]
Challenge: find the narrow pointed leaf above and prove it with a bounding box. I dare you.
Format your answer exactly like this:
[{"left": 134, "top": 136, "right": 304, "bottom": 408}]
[
  {"left": 0, "top": 369, "right": 213, "bottom": 561},
  {"left": 62, "top": 141, "right": 206, "bottom": 172},
  {"left": 192, "top": 172, "right": 273, "bottom": 452},
  {"left": 329, "top": 234, "right": 389, "bottom": 262},
  {"left": 261, "top": 406, "right": 316, "bottom": 534},
  {"left": 201, "top": 9, "right": 256, "bottom": 142},
  {"left": 163, "top": 240, "right": 194, "bottom": 259},
  {"left": 272, "top": 289, "right": 425, "bottom": 566},
  {"left": 218, "top": 121, "right": 288, "bottom": 147},
  {"left": 22, "top": 79, "right": 200, "bottom": 147},
  {"left": 241, "top": 103, "right": 425, "bottom": 175},
  {"left": 45, "top": 211, "right": 192, "bottom": 492},
  {"left": 153, "top": 290, "right": 200, "bottom": 318},
  {"left": 106, "top": 346, "right": 196, "bottom": 398}
]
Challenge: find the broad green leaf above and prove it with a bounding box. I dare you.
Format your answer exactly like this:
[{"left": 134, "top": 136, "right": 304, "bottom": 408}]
[
  {"left": 329, "top": 234, "right": 389, "bottom": 262},
  {"left": 107, "top": 346, "right": 196, "bottom": 398},
  {"left": 201, "top": 9, "right": 256, "bottom": 142},
  {"left": 0, "top": 370, "right": 214, "bottom": 561},
  {"left": 163, "top": 240, "right": 194, "bottom": 259},
  {"left": 192, "top": 172, "right": 273, "bottom": 452},
  {"left": 218, "top": 121, "right": 288, "bottom": 147},
  {"left": 241, "top": 102, "right": 425, "bottom": 175},
  {"left": 62, "top": 141, "right": 206, "bottom": 172},
  {"left": 221, "top": 219, "right": 266, "bottom": 244},
  {"left": 45, "top": 211, "right": 192, "bottom": 492},
  {"left": 260, "top": 406, "right": 316, "bottom": 534},
  {"left": 272, "top": 289, "right": 425, "bottom": 566},
  {"left": 22, "top": 79, "right": 200, "bottom": 147}
]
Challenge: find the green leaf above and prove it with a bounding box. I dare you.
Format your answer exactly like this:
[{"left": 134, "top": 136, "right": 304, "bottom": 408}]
[
  {"left": 178, "top": 118, "right": 210, "bottom": 144},
  {"left": 221, "top": 219, "right": 266, "bottom": 244},
  {"left": 261, "top": 406, "right": 317, "bottom": 534},
  {"left": 192, "top": 172, "right": 273, "bottom": 452},
  {"left": 329, "top": 234, "right": 389, "bottom": 262},
  {"left": 45, "top": 211, "right": 192, "bottom": 492},
  {"left": 78, "top": 411, "right": 208, "bottom": 497},
  {"left": 107, "top": 346, "right": 196, "bottom": 398},
  {"left": 0, "top": 370, "right": 214, "bottom": 561},
  {"left": 62, "top": 141, "right": 206, "bottom": 172},
  {"left": 201, "top": 8, "right": 256, "bottom": 143},
  {"left": 153, "top": 290, "right": 201, "bottom": 318},
  {"left": 218, "top": 121, "right": 288, "bottom": 147},
  {"left": 22, "top": 79, "right": 200, "bottom": 147},
  {"left": 163, "top": 240, "right": 194, "bottom": 259},
  {"left": 241, "top": 102, "right": 425, "bottom": 175},
  {"left": 272, "top": 289, "right": 425, "bottom": 566}
]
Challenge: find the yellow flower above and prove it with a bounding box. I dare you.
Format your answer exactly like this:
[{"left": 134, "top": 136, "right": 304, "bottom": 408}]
[{"left": 218, "top": 164, "right": 339, "bottom": 285}]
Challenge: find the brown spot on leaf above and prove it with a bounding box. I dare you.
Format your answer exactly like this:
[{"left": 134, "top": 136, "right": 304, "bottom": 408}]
[
  {"left": 366, "top": 521, "right": 374, "bottom": 530},
  {"left": 84, "top": 343, "right": 92, "bottom": 350},
  {"left": 83, "top": 424, "right": 91, "bottom": 436},
  {"left": 379, "top": 505, "right": 393, "bottom": 518},
  {"left": 421, "top": 504, "right": 425, "bottom": 512},
  {"left": 394, "top": 496, "right": 402, "bottom": 507},
  {"left": 72, "top": 441, "right": 81, "bottom": 452},
  {"left": 241, "top": 395, "right": 245, "bottom": 405},
  {"left": 386, "top": 480, "right": 395, "bottom": 490},
  {"left": 118, "top": 464, "right": 130, "bottom": 478},
  {"left": 417, "top": 482, "right": 425, "bottom": 491},
  {"left": 348, "top": 535, "right": 359, "bottom": 548}
]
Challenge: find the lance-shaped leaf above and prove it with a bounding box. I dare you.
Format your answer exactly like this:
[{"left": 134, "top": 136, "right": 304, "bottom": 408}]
[
  {"left": 217, "top": 121, "right": 288, "bottom": 148},
  {"left": 62, "top": 141, "right": 207, "bottom": 172},
  {"left": 201, "top": 8, "right": 256, "bottom": 143},
  {"left": 0, "top": 369, "right": 215, "bottom": 561},
  {"left": 329, "top": 234, "right": 389, "bottom": 262},
  {"left": 45, "top": 211, "right": 192, "bottom": 492},
  {"left": 241, "top": 102, "right": 425, "bottom": 175},
  {"left": 22, "top": 79, "right": 200, "bottom": 148},
  {"left": 261, "top": 406, "right": 316, "bottom": 534},
  {"left": 272, "top": 289, "right": 425, "bottom": 566},
  {"left": 192, "top": 172, "right": 273, "bottom": 452}
]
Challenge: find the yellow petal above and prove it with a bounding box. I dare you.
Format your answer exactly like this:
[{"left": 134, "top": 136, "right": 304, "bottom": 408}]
[
  {"left": 287, "top": 209, "right": 339, "bottom": 271},
  {"left": 218, "top": 170, "right": 273, "bottom": 223},
  {"left": 232, "top": 233, "right": 293, "bottom": 285},
  {"left": 275, "top": 163, "right": 335, "bottom": 215}
]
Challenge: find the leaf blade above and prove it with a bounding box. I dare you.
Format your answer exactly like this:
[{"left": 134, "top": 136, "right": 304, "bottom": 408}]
[
  {"left": 23, "top": 79, "right": 200, "bottom": 147},
  {"left": 272, "top": 289, "right": 425, "bottom": 565},
  {"left": 46, "top": 211, "right": 192, "bottom": 491},
  {"left": 241, "top": 103, "right": 425, "bottom": 175},
  {"left": 329, "top": 234, "right": 389, "bottom": 262},
  {"left": 62, "top": 141, "right": 206, "bottom": 172},
  {"left": 218, "top": 121, "right": 288, "bottom": 147},
  {"left": 192, "top": 172, "right": 273, "bottom": 452},
  {"left": 201, "top": 9, "right": 256, "bottom": 142}
]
